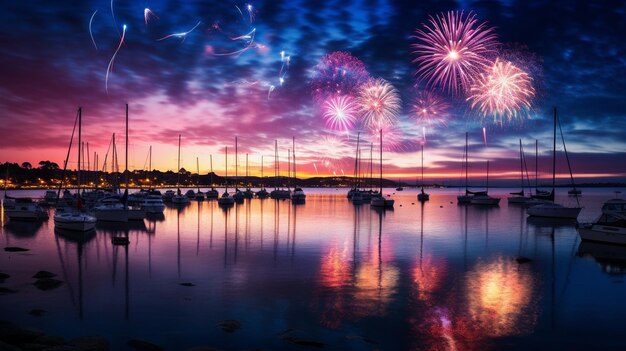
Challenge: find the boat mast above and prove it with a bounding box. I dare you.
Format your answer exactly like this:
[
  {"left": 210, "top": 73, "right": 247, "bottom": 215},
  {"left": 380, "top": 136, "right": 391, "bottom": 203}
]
[
  {"left": 379, "top": 129, "right": 383, "bottom": 193},
  {"left": 519, "top": 139, "right": 524, "bottom": 195},
  {"left": 354, "top": 132, "right": 360, "bottom": 190},
  {"left": 535, "top": 139, "right": 538, "bottom": 190},
  {"left": 196, "top": 157, "right": 200, "bottom": 192},
  {"left": 287, "top": 149, "right": 291, "bottom": 190},
  {"left": 148, "top": 146, "right": 152, "bottom": 191},
  {"left": 77, "top": 107, "right": 82, "bottom": 200},
  {"left": 552, "top": 107, "right": 557, "bottom": 195},
  {"left": 421, "top": 143, "right": 425, "bottom": 192},
  {"left": 292, "top": 136, "right": 297, "bottom": 188},
  {"left": 274, "top": 139, "right": 278, "bottom": 190},
  {"left": 210, "top": 154, "right": 214, "bottom": 190},
  {"left": 465, "top": 132, "right": 469, "bottom": 193},
  {"left": 125, "top": 103, "right": 129, "bottom": 206},
  {"left": 486, "top": 160, "right": 490, "bottom": 193},
  {"left": 369, "top": 143, "right": 373, "bottom": 191},
  {"left": 235, "top": 136, "right": 238, "bottom": 190},
  {"left": 177, "top": 134, "right": 181, "bottom": 193},
  {"left": 225, "top": 147, "right": 228, "bottom": 193},
  {"left": 56, "top": 108, "right": 79, "bottom": 203},
  {"left": 246, "top": 153, "right": 249, "bottom": 189},
  {"left": 261, "top": 155, "right": 264, "bottom": 189}
]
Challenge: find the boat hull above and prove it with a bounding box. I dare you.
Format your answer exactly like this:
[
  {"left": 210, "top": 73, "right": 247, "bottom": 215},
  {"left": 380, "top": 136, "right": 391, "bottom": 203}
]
[
  {"left": 54, "top": 212, "right": 97, "bottom": 232},
  {"left": 578, "top": 225, "right": 626, "bottom": 245},
  {"left": 94, "top": 209, "right": 129, "bottom": 222},
  {"left": 471, "top": 196, "right": 500, "bottom": 206},
  {"left": 371, "top": 197, "right": 394, "bottom": 208},
  {"left": 417, "top": 193, "right": 430, "bottom": 201},
  {"left": 457, "top": 195, "right": 472, "bottom": 204}
]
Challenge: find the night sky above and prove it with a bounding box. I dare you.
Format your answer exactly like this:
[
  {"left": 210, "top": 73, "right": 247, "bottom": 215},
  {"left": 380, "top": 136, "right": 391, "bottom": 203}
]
[{"left": 1, "top": 0, "right": 625, "bottom": 183}]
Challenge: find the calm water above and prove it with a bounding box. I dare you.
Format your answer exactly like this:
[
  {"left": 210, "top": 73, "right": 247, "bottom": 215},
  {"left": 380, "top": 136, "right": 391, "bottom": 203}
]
[{"left": 2, "top": 188, "right": 626, "bottom": 350}]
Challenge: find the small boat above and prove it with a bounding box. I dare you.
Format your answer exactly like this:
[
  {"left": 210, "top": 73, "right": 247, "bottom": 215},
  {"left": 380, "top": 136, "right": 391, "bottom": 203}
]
[
  {"left": 218, "top": 146, "right": 235, "bottom": 207},
  {"left": 53, "top": 107, "right": 96, "bottom": 232},
  {"left": 417, "top": 143, "right": 429, "bottom": 202},
  {"left": 470, "top": 161, "right": 500, "bottom": 206},
  {"left": 163, "top": 190, "right": 175, "bottom": 202},
  {"left": 232, "top": 189, "right": 244, "bottom": 203},
  {"left": 290, "top": 137, "right": 306, "bottom": 203},
  {"left": 568, "top": 188, "right": 582, "bottom": 195},
  {"left": 371, "top": 129, "right": 394, "bottom": 209},
  {"left": 185, "top": 189, "right": 196, "bottom": 198},
  {"left": 3, "top": 196, "right": 49, "bottom": 220},
  {"left": 508, "top": 139, "right": 532, "bottom": 204},
  {"left": 577, "top": 198, "right": 626, "bottom": 245},
  {"left": 526, "top": 108, "right": 581, "bottom": 219},
  {"left": 40, "top": 190, "right": 58, "bottom": 206},
  {"left": 93, "top": 197, "right": 128, "bottom": 222},
  {"left": 141, "top": 194, "right": 166, "bottom": 213}
]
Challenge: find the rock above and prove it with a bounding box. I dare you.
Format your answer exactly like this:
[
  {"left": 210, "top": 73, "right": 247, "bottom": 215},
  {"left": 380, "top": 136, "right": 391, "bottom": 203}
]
[
  {"left": 33, "top": 271, "right": 56, "bottom": 279},
  {"left": 282, "top": 336, "right": 325, "bottom": 348},
  {"left": 0, "top": 287, "right": 18, "bottom": 294},
  {"left": 217, "top": 320, "right": 241, "bottom": 333},
  {"left": 128, "top": 339, "right": 163, "bottom": 351},
  {"left": 68, "top": 336, "right": 109, "bottom": 351},
  {"left": 28, "top": 309, "right": 47, "bottom": 317},
  {"left": 516, "top": 256, "right": 532, "bottom": 264},
  {"left": 0, "top": 340, "right": 22, "bottom": 351},
  {"left": 180, "top": 282, "right": 195, "bottom": 287},
  {"left": 34, "top": 334, "right": 66, "bottom": 346},
  {"left": 33, "top": 278, "right": 63, "bottom": 291},
  {"left": 4, "top": 247, "right": 29, "bottom": 252}
]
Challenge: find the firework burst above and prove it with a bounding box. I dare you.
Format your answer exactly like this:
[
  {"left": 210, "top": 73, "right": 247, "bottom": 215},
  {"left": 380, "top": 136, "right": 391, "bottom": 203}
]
[
  {"left": 311, "top": 51, "right": 370, "bottom": 103},
  {"left": 356, "top": 78, "right": 401, "bottom": 129},
  {"left": 411, "top": 11, "right": 499, "bottom": 95},
  {"left": 411, "top": 91, "right": 449, "bottom": 128},
  {"left": 323, "top": 95, "right": 359, "bottom": 132},
  {"left": 467, "top": 58, "right": 535, "bottom": 123}
]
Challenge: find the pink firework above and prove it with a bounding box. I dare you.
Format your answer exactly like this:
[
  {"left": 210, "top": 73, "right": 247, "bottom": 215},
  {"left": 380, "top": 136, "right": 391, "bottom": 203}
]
[
  {"left": 411, "top": 11, "right": 499, "bottom": 95},
  {"left": 356, "top": 78, "right": 401, "bottom": 130},
  {"left": 467, "top": 58, "right": 535, "bottom": 123},
  {"left": 323, "top": 95, "right": 358, "bottom": 131},
  {"left": 311, "top": 52, "right": 370, "bottom": 103},
  {"left": 411, "top": 91, "right": 449, "bottom": 128},
  {"left": 367, "top": 123, "right": 406, "bottom": 152}
]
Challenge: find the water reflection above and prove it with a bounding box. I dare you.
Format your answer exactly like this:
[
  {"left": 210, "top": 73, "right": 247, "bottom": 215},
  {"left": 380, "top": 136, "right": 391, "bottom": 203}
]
[
  {"left": 4, "top": 220, "right": 44, "bottom": 237},
  {"left": 578, "top": 241, "right": 626, "bottom": 276}
]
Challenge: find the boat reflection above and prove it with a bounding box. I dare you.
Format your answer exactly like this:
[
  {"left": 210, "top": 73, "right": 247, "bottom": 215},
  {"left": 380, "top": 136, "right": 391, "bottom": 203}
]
[
  {"left": 4, "top": 220, "right": 44, "bottom": 238},
  {"left": 577, "top": 241, "right": 626, "bottom": 276}
]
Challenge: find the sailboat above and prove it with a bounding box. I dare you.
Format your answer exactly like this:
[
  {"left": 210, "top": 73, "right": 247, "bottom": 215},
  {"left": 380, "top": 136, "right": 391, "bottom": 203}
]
[
  {"left": 218, "top": 146, "right": 235, "bottom": 206},
  {"left": 471, "top": 160, "right": 500, "bottom": 205},
  {"left": 232, "top": 136, "right": 244, "bottom": 203},
  {"left": 395, "top": 179, "right": 404, "bottom": 191},
  {"left": 527, "top": 108, "right": 582, "bottom": 219},
  {"left": 290, "top": 136, "right": 306, "bottom": 203},
  {"left": 371, "top": 129, "right": 395, "bottom": 208},
  {"left": 195, "top": 157, "right": 205, "bottom": 201},
  {"left": 243, "top": 154, "right": 254, "bottom": 199},
  {"left": 417, "top": 143, "right": 429, "bottom": 202},
  {"left": 256, "top": 155, "right": 269, "bottom": 198},
  {"left": 54, "top": 107, "right": 97, "bottom": 232},
  {"left": 508, "top": 139, "right": 532, "bottom": 204},
  {"left": 270, "top": 140, "right": 290, "bottom": 199},
  {"left": 3, "top": 168, "right": 48, "bottom": 220},
  {"left": 205, "top": 155, "right": 219, "bottom": 199},
  {"left": 530, "top": 139, "right": 553, "bottom": 203},
  {"left": 457, "top": 132, "right": 478, "bottom": 204},
  {"left": 172, "top": 134, "right": 190, "bottom": 205},
  {"left": 350, "top": 133, "right": 364, "bottom": 204}
]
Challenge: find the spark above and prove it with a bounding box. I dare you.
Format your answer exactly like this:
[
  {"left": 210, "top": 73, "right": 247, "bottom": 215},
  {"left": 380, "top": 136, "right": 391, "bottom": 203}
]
[
  {"left": 105, "top": 24, "right": 126, "bottom": 94},
  {"left": 246, "top": 3, "right": 255, "bottom": 22},
  {"left": 411, "top": 11, "right": 499, "bottom": 95},
  {"left": 144, "top": 8, "right": 159, "bottom": 26},
  {"left": 467, "top": 58, "right": 535, "bottom": 124},
  {"left": 323, "top": 95, "right": 359, "bottom": 132},
  {"left": 483, "top": 127, "right": 487, "bottom": 145},
  {"left": 89, "top": 10, "right": 98, "bottom": 50},
  {"left": 313, "top": 163, "right": 319, "bottom": 174},
  {"left": 356, "top": 78, "right": 401, "bottom": 130},
  {"left": 411, "top": 90, "right": 449, "bottom": 128},
  {"left": 157, "top": 21, "right": 202, "bottom": 42},
  {"left": 211, "top": 28, "right": 256, "bottom": 56},
  {"left": 267, "top": 85, "right": 275, "bottom": 100}
]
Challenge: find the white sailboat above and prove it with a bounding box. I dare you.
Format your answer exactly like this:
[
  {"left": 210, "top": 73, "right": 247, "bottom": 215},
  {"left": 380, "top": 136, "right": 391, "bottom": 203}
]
[
  {"left": 471, "top": 161, "right": 500, "bottom": 205},
  {"left": 291, "top": 136, "right": 306, "bottom": 203},
  {"left": 457, "top": 132, "right": 475, "bottom": 204},
  {"left": 371, "top": 129, "right": 394, "bottom": 208},
  {"left": 508, "top": 139, "right": 532, "bottom": 204},
  {"left": 205, "top": 154, "right": 219, "bottom": 199},
  {"left": 218, "top": 146, "right": 235, "bottom": 206},
  {"left": 417, "top": 143, "right": 429, "bottom": 202},
  {"left": 232, "top": 136, "right": 244, "bottom": 203},
  {"left": 578, "top": 196, "right": 626, "bottom": 245},
  {"left": 172, "top": 134, "right": 190, "bottom": 205},
  {"left": 527, "top": 108, "right": 582, "bottom": 219},
  {"left": 54, "top": 107, "right": 97, "bottom": 232},
  {"left": 140, "top": 145, "right": 165, "bottom": 213}
]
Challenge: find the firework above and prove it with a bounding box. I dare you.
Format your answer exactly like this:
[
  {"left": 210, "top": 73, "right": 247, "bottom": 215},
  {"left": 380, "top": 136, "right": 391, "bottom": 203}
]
[
  {"left": 105, "top": 24, "right": 126, "bottom": 94},
  {"left": 411, "top": 91, "right": 449, "bottom": 128},
  {"left": 483, "top": 127, "right": 487, "bottom": 145},
  {"left": 356, "top": 78, "right": 401, "bottom": 130},
  {"left": 317, "top": 135, "right": 349, "bottom": 173},
  {"left": 311, "top": 51, "right": 370, "bottom": 103},
  {"left": 144, "top": 8, "right": 158, "bottom": 26},
  {"left": 323, "top": 95, "right": 359, "bottom": 132},
  {"left": 411, "top": 11, "right": 499, "bottom": 95},
  {"left": 367, "top": 123, "right": 405, "bottom": 152},
  {"left": 467, "top": 58, "right": 535, "bottom": 123},
  {"left": 157, "top": 21, "right": 202, "bottom": 41},
  {"left": 89, "top": 10, "right": 98, "bottom": 50}
]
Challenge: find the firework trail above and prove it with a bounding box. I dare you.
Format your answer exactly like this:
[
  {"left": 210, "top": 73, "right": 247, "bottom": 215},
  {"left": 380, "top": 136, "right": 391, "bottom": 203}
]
[
  {"left": 311, "top": 51, "right": 370, "bottom": 103},
  {"left": 483, "top": 127, "right": 487, "bottom": 145},
  {"left": 89, "top": 10, "right": 98, "bottom": 50},
  {"left": 105, "top": 24, "right": 126, "bottom": 94},
  {"left": 467, "top": 58, "right": 535, "bottom": 124},
  {"left": 110, "top": 0, "right": 119, "bottom": 36},
  {"left": 246, "top": 3, "right": 255, "bottom": 22},
  {"left": 367, "top": 123, "right": 405, "bottom": 152},
  {"left": 235, "top": 5, "right": 245, "bottom": 21},
  {"left": 267, "top": 85, "right": 275, "bottom": 100},
  {"left": 317, "top": 135, "right": 349, "bottom": 173},
  {"left": 411, "top": 11, "right": 499, "bottom": 95},
  {"left": 157, "top": 21, "right": 202, "bottom": 41},
  {"left": 411, "top": 90, "right": 449, "bottom": 128},
  {"left": 323, "top": 95, "right": 359, "bottom": 132},
  {"left": 144, "top": 8, "right": 159, "bottom": 26},
  {"left": 313, "top": 163, "right": 318, "bottom": 174},
  {"left": 211, "top": 28, "right": 256, "bottom": 56},
  {"left": 356, "top": 78, "right": 401, "bottom": 130}
]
